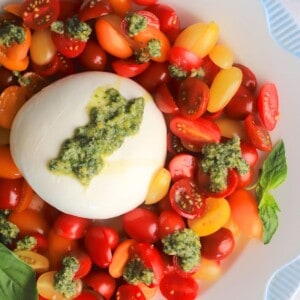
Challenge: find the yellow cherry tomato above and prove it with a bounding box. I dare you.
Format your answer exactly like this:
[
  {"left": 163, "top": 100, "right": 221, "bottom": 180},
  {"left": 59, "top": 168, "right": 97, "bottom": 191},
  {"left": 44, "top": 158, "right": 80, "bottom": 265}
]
[
  {"left": 192, "top": 257, "right": 221, "bottom": 281},
  {"left": 209, "top": 44, "right": 233, "bottom": 69},
  {"left": 14, "top": 250, "right": 49, "bottom": 273},
  {"left": 37, "top": 271, "right": 82, "bottom": 300},
  {"left": 208, "top": 66, "right": 243, "bottom": 113},
  {"left": 188, "top": 197, "right": 230, "bottom": 236},
  {"left": 214, "top": 118, "right": 246, "bottom": 139},
  {"left": 174, "top": 21, "right": 219, "bottom": 58},
  {"left": 145, "top": 168, "right": 171, "bottom": 204},
  {"left": 30, "top": 29, "right": 57, "bottom": 66}
]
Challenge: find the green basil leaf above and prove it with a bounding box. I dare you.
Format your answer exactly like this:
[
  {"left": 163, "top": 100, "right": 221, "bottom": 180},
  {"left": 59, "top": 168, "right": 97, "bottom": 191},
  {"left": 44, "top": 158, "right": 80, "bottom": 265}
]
[
  {"left": 0, "top": 243, "right": 38, "bottom": 300},
  {"left": 258, "top": 192, "right": 280, "bottom": 244},
  {"left": 259, "top": 140, "right": 287, "bottom": 191}
]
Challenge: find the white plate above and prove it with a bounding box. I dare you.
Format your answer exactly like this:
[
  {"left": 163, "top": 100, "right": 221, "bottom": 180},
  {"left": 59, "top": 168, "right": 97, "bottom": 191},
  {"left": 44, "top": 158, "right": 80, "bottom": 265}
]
[{"left": 1, "top": 0, "right": 300, "bottom": 299}]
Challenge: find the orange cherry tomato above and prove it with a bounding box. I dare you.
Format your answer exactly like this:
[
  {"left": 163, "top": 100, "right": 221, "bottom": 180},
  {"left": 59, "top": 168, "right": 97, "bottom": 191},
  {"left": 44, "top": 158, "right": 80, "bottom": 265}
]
[
  {"left": 14, "top": 178, "right": 34, "bottom": 212},
  {"left": 228, "top": 189, "right": 263, "bottom": 238},
  {"left": 0, "top": 145, "right": 22, "bottom": 178},
  {"left": 108, "top": 0, "right": 131, "bottom": 16},
  {"left": 0, "top": 86, "right": 27, "bottom": 129}
]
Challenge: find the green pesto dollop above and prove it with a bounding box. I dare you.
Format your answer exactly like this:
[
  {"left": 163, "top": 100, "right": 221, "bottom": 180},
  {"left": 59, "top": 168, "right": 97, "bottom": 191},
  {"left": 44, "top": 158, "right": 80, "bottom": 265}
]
[
  {"left": 0, "top": 210, "right": 19, "bottom": 245},
  {"left": 48, "top": 87, "right": 145, "bottom": 186},
  {"left": 123, "top": 257, "right": 154, "bottom": 286},
  {"left": 125, "top": 12, "right": 147, "bottom": 37},
  {"left": 0, "top": 23, "right": 25, "bottom": 47},
  {"left": 54, "top": 256, "right": 79, "bottom": 299},
  {"left": 162, "top": 228, "right": 201, "bottom": 272},
  {"left": 15, "top": 236, "right": 37, "bottom": 251},
  {"left": 135, "top": 39, "right": 161, "bottom": 63},
  {"left": 201, "top": 135, "right": 249, "bottom": 192},
  {"left": 168, "top": 64, "right": 188, "bottom": 79},
  {"left": 50, "top": 16, "right": 91, "bottom": 41}
]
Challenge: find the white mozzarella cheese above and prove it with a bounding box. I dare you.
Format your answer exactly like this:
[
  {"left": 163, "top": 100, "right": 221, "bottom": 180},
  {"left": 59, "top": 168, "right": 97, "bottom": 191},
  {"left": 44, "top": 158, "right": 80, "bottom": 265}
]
[{"left": 10, "top": 72, "right": 166, "bottom": 219}]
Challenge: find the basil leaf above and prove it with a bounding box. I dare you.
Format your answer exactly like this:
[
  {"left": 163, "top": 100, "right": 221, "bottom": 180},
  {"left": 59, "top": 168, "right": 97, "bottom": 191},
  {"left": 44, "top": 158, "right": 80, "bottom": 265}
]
[
  {"left": 259, "top": 140, "right": 287, "bottom": 191},
  {"left": 258, "top": 192, "right": 280, "bottom": 244},
  {"left": 0, "top": 243, "right": 38, "bottom": 300}
]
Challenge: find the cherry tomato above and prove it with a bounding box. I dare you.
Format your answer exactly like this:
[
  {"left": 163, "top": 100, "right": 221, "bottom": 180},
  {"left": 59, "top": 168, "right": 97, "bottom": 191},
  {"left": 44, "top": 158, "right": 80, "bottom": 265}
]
[
  {"left": 0, "top": 178, "right": 22, "bottom": 209},
  {"left": 177, "top": 77, "right": 209, "bottom": 119},
  {"left": 53, "top": 213, "right": 90, "bottom": 240},
  {"left": 133, "top": 0, "right": 157, "bottom": 5},
  {"left": 192, "top": 257, "right": 221, "bottom": 281},
  {"left": 30, "top": 232, "right": 48, "bottom": 253},
  {"left": 160, "top": 271, "right": 199, "bottom": 300},
  {"left": 100, "top": 226, "right": 120, "bottom": 250},
  {"left": 209, "top": 44, "right": 233, "bottom": 69},
  {"left": 21, "top": 0, "right": 60, "bottom": 30},
  {"left": 200, "top": 227, "right": 235, "bottom": 260},
  {"left": 116, "top": 284, "right": 146, "bottom": 300},
  {"left": 153, "top": 83, "right": 178, "bottom": 114},
  {"left": 74, "top": 289, "right": 105, "bottom": 300},
  {"left": 201, "top": 55, "right": 220, "bottom": 86},
  {"left": 240, "top": 140, "right": 258, "bottom": 168},
  {"left": 170, "top": 116, "right": 221, "bottom": 144},
  {"left": 84, "top": 225, "right": 112, "bottom": 268},
  {"left": 167, "top": 132, "right": 185, "bottom": 155},
  {"left": 237, "top": 167, "right": 255, "bottom": 188},
  {"left": 79, "top": 40, "right": 107, "bottom": 71},
  {"left": 66, "top": 250, "right": 92, "bottom": 279},
  {"left": 224, "top": 85, "right": 255, "bottom": 120},
  {"left": 145, "top": 3, "right": 180, "bottom": 42},
  {"left": 234, "top": 63, "right": 257, "bottom": 92},
  {"left": 84, "top": 271, "right": 116, "bottom": 300},
  {"left": 0, "top": 66, "right": 18, "bottom": 93},
  {"left": 169, "top": 178, "right": 206, "bottom": 219},
  {"left": 135, "top": 61, "right": 170, "bottom": 92},
  {"left": 59, "top": 0, "right": 82, "bottom": 21},
  {"left": 122, "top": 207, "right": 159, "bottom": 243},
  {"left": 168, "top": 153, "right": 198, "bottom": 182},
  {"left": 257, "top": 83, "right": 279, "bottom": 131},
  {"left": 108, "top": 0, "right": 131, "bottom": 16},
  {"left": 14, "top": 250, "right": 49, "bottom": 273},
  {"left": 168, "top": 46, "right": 203, "bottom": 71},
  {"left": 79, "top": 0, "right": 112, "bottom": 21},
  {"left": 112, "top": 59, "right": 150, "bottom": 77},
  {"left": 244, "top": 114, "right": 272, "bottom": 151},
  {"left": 158, "top": 210, "right": 186, "bottom": 238}
]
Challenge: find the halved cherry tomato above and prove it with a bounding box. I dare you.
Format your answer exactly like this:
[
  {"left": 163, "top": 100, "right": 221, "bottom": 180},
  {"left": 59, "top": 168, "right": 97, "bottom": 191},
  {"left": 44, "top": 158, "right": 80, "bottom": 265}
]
[
  {"left": 167, "top": 132, "right": 185, "bottom": 155},
  {"left": 153, "top": 83, "right": 179, "bottom": 114},
  {"left": 158, "top": 210, "right": 186, "bottom": 238},
  {"left": 200, "top": 227, "right": 235, "bottom": 260},
  {"left": 14, "top": 250, "right": 49, "bottom": 273},
  {"left": 244, "top": 114, "right": 272, "bottom": 151},
  {"left": 84, "top": 271, "right": 116, "bottom": 300},
  {"left": 169, "top": 178, "right": 206, "bottom": 219},
  {"left": 170, "top": 116, "right": 221, "bottom": 144},
  {"left": 237, "top": 167, "right": 255, "bottom": 188},
  {"left": 224, "top": 85, "right": 255, "bottom": 120},
  {"left": 234, "top": 63, "right": 257, "bottom": 92},
  {"left": 53, "top": 213, "right": 90, "bottom": 240},
  {"left": 133, "top": 0, "right": 157, "bottom": 4},
  {"left": 257, "top": 83, "right": 279, "bottom": 131},
  {"left": 21, "top": 0, "right": 60, "bottom": 30},
  {"left": 168, "top": 153, "right": 198, "bottom": 182},
  {"left": 159, "top": 271, "right": 199, "bottom": 300},
  {"left": 19, "top": 72, "right": 48, "bottom": 99},
  {"left": 79, "top": 0, "right": 112, "bottom": 21},
  {"left": 145, "top": 3, "right": 180, "bottom": 42},
  {"left": 112, "top": 59, "right": 150, "bottom": 77},
  {"left": 116, "top": 284, "right": 146, "bottom": 300},
  {"left": 177, "top": 77, "right": 209, "bottom": 119},
  {"left": 123, "top": 207, "right": 159, "bottom": 243},
  {"left": 168, "top": 46, "right": 203, "bottom": 71}
]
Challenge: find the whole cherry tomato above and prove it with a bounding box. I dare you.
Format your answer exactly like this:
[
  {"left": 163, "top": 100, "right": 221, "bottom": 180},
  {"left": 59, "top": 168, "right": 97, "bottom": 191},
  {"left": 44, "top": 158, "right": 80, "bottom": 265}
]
[
  {"left": 74, "top": 289, "right": 105, "bottom": 300},
  {"left": 112, "top": 59, "right": 150, "bottom": 77},
  {"left": 234, "top": 63, "right": 257, "bottom": 92},
  {"left": 0, "top": 178, "right": 22, "bottom": 209},
  {"left": 240, "top": 140, "right": 258, "bottom": 167},
  {"left": 122, "top": 207, "right": 159, "bottom": 243},
  {"left": 158, "top": 210, "right": 186, "bottom": 238},
  {"left": 116, "top": 284, "right": 146, "bottom": 300}
]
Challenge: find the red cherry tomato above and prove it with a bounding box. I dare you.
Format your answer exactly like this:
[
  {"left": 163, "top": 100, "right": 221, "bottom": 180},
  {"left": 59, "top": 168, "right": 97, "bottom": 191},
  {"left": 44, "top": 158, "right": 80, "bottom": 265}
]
[
  {"left": 224, "top": 85, "right": 255, "bottom": 120},
  {"left": 84, "top": 271, "right": 116, "bottom": 300},
  {"left": 59, "top": 0, "right": 82, "bottom": 21},
  {"left": 153, "top": 83, "right": 179, "bottom": 114},
  {"left": 132, "top": 0, "right": 157, "bottom": 5},
  {"left": 21, "top": 0, "right": 60, "bottom": 30},
  {"left": 237, "top": 167, "right": 255, "bottom": 188},
  {"left": 158, "top": 210, "right": 186, "bottom": 238},
  {"left": 116, "top": 284, "right": 146, "bottom": 300},
  {"left": 79, "top": 40, "right": 107, "bottom": 71},
  {"left": 74, "top": 289, "right": 105, "bottom": 300},
  {"left": 200, "top": 227, "right": 235, "bottom": 260},
  {"left": 257, "top": 83, "right": 279, "bottom": 131},
  {"left": 79, "top": 0, "right": 112, "bottom": 21},
  {"left": 168, "top": 46, "right": 203, "bottom": 72},
  {"left": 100, "top": 226, "right": 119, "bottom": 250},
  {"left": 53, "top": 213, "right": 90, "bottom": 239},
  {"left": 167, "top": 132, "right": 185, "bottom": 155},
  {"left": 0, "top": 178, "right": 22, "bottom": 209},
  {"left": 234, "top": 63, "right": 257, "bottom": 92},
  {"left": 201, "top": 55, "right": 220, "bottom": 86},
  {"left": 145, "top": 3, "right": 180, "bottom": 42},
  {"left": 244, "top": 114, "right": 272, "bottom": 151},
  {"left": 169, "top": 178, "right": 206, "bottom": 219},
  {"left": 30, "top": 232, "right": 48, "bottom": 253},
  {"left": 122, "top": 208, "right": 159, "bottom": 243},
  {"left": 66, "top": 249, "right": 92, "bottom": 279},
  {"left": 177, "top": 77, "right": 209, "bottom": 119},
  {"left": 240, "top": 140, "right": 259, "bottom": 168},
  {"left": 112, "top": 59, "right": 150, "bottom": 77},
  {"left": 84, "top": 225, "right": 112, "bottom": 268},
  {"left": 170, "top": 116, "right": 221, "bottom": 144},
  {"left": 159, "top": 271, "right": 199, "bottom": 300},
  {"left": 168, "top": 153, "right": 198, "bottom": 182}
]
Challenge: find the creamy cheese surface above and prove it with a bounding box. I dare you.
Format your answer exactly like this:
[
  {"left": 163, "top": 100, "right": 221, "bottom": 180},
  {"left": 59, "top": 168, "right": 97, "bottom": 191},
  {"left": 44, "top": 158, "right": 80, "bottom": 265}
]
[{"left": 10, "top": 72, "right": 167, "bottom": 219}]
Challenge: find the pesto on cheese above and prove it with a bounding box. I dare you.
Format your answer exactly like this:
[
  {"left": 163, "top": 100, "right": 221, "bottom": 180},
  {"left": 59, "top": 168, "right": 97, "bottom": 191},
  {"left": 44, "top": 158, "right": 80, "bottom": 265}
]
[{"left": 48, "top": 87, "right": 145, "bottom": 185}]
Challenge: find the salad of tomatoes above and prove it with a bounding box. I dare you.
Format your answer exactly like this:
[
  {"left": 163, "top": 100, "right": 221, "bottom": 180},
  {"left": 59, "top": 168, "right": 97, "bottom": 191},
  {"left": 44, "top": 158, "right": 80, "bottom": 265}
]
[{"left": 0, "top": 0, "right": 286, "bottom": 300}]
